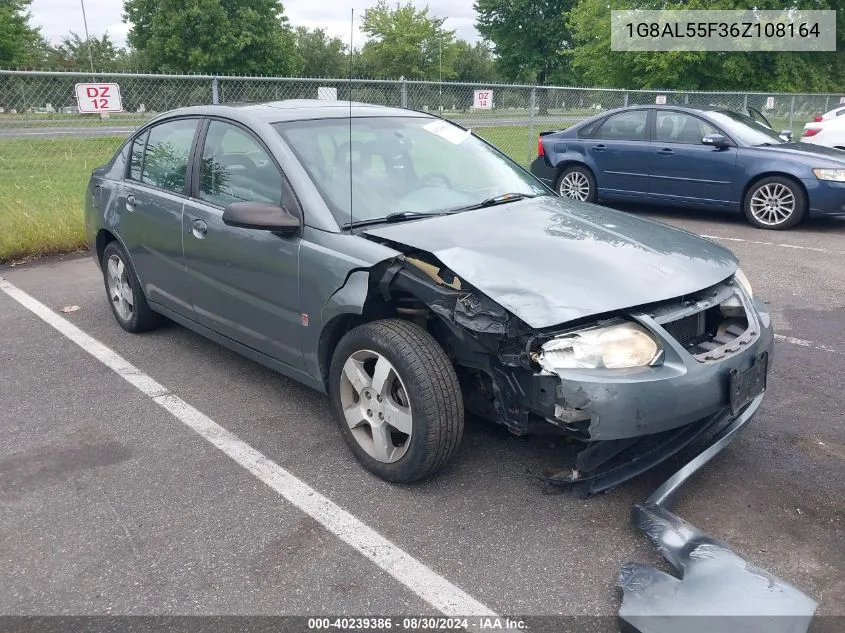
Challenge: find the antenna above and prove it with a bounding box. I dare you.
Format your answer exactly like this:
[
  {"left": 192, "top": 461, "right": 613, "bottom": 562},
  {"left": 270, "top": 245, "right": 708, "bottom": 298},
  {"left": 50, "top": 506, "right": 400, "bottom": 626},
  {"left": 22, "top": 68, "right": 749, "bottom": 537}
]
[{"left": 348, "top": 8, "right": 354, "bottom": 227}]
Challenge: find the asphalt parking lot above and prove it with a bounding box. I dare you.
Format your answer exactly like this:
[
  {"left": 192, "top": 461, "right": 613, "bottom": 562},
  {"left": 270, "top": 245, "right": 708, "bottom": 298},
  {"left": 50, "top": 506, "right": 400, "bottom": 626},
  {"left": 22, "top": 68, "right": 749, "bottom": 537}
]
[{"left": 1, "top": 206, "right": 844, "bottom": 625}]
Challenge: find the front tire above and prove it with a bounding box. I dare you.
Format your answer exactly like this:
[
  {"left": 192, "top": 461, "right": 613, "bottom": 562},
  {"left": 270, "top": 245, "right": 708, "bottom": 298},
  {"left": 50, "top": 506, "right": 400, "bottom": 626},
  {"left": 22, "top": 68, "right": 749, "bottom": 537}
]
[
  {"left": 743, "top": 176, "right": 807, "bottom": 230},
  {"left": 556, "top": 165, "right": 597, "bottom": 203},
  {"left": 101, "top": 241, "right": 162, "bottom": 333},
  {"left": 329, "top": 319, "right": 464, "bottom": 483}
]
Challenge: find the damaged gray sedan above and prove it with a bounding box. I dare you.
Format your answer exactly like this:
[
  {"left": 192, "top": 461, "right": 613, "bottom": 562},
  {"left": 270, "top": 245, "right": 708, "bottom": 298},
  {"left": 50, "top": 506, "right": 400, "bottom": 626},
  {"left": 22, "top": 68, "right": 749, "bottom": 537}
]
[{"left": 85, "top": 101, "right": 773, "bottom": 488}]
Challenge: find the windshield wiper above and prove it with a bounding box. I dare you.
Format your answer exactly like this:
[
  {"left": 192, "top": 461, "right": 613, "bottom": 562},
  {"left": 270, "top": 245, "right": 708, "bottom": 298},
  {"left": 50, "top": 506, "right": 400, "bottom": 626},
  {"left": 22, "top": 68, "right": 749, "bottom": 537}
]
[
  {"left": 445, "top": 192, "right": 540, "bottom": 214},
  {"left": 342, "top": 211, "right": 448, "bottom": 230}
]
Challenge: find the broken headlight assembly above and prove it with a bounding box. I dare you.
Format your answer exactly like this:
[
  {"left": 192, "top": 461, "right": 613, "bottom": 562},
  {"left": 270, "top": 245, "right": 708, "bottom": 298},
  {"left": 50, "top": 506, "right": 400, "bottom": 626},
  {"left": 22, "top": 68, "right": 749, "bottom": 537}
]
[
  {"left": 720, "top": 268, "right": 753, "bottom": 318},
  {"left": 536, "top": 321, "right": 661, "bottom": 371}
]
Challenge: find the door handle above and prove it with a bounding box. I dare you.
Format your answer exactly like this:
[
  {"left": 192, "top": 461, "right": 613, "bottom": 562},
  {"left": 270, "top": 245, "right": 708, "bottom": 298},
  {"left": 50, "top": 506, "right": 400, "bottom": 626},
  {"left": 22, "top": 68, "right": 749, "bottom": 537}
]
[
  {"left": 657, "top": 148, "right": 674, "bottom": 156},
  {"left": 191, "top": 219, "right": 208, "bottom": 239},
  {"left": 125, "top": 194, "right": 136, "bottom": 211},
  {"left": 592, "top": 144, "right": 606, "bottom": 152}
]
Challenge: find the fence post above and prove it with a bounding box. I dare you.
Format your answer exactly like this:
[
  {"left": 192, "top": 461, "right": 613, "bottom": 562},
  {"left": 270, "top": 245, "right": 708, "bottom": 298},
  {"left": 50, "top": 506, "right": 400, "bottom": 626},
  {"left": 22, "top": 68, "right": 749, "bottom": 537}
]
[
  {"left": 211, "top": 77, "right": 219, "bottom": 105},
  {"left": 400, "top": 79, "right": 408, "bottom": 109},
  {"left": 623, "top": 92, "right": 629, "bottom": 107},
  {"left": 789, "top": 95, "right": 796, "bottom": 130},
  {"left": 743, "top": 93, "right": 748, "bottom": 111},
  {"left": 528, "top": 86, "right": 537, "bottom": 166},
  {"left": 824, "top": 95, "right": 829, "bottom": 113}
]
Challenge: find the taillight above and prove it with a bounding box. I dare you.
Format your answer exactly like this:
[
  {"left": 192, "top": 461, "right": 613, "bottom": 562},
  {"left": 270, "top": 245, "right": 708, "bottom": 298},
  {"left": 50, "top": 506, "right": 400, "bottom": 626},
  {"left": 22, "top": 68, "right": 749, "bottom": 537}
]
[
  {"left": 803, "top": 127, "right": 821, "bottom": 137},
  {"left": 814, "top": 114, "right": 823, "bottom": 122},
  {"left": 537, "top": 136, "right": 545, "bottom": 157}
]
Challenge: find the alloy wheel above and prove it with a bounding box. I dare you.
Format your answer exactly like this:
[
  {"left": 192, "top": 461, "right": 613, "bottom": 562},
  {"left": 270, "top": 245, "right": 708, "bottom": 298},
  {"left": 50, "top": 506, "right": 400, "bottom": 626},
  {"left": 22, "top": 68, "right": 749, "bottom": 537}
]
[
  {"left": 559, "top": 171, "right": 591, "bottom": 201},
  {"left": 339, "top": 349, "right": 413, "bottom": 463},
  {"left": 106, "top": 254, "right": 134, "bottom": 321},
  {"left": 749, "top": 183, "right": 795, "bottom": 226}
]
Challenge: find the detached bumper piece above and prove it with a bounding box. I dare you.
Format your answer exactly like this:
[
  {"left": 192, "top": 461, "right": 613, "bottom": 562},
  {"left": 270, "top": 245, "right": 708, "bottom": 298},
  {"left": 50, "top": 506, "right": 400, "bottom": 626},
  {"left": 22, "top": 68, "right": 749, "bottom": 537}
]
[
  {"left": 619, "top": 504, "right": 818, "bottom": 633},
  {"left": 618, "top": 400, "right": 818, "bottom": 633}
]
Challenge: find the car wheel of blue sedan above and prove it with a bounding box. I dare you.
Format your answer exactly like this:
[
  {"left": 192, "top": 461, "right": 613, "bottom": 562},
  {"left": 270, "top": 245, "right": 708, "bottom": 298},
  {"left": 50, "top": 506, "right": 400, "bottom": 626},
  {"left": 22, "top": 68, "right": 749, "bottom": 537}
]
[
  {"left": 556, "top": 165, "right": 597, "bottom": 203},
  {"left": 743, "top": 176, "right": 807, "bottom": 230},
  {"left": 329, "top": 319, "right": 464, "bottom": 483}
]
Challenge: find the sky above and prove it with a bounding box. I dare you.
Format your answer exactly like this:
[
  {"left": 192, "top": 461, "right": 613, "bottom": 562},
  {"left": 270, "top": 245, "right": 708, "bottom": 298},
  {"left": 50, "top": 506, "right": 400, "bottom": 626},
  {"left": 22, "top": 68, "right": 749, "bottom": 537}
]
[{"left": 28, "top": 0, "right": 481, "bottom": 47}]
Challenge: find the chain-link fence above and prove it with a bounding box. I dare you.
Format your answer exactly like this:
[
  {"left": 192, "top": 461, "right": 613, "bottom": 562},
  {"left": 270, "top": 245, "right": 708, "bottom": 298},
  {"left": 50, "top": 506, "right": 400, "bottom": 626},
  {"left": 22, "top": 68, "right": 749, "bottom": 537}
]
[{"left": 2, "top": 68, "right": 844, "bottom": 259}]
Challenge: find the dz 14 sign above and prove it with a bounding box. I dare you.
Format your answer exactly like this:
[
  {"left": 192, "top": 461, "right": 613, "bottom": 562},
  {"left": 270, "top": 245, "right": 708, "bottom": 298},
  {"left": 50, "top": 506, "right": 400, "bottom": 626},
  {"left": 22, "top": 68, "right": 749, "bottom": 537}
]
[
  {"left": 75, "top": 83, "right": 123, "bottom": 113},
  {"left": 473, "top": 90, "right": 493, "bottom": 109}
]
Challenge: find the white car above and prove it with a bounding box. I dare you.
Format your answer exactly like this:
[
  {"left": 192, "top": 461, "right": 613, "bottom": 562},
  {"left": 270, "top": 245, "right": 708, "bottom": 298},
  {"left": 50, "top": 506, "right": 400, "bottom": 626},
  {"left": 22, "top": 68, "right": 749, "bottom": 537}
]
[
  {"left": 802, "top": 114, "right": 845, "bottom": 149},
  {"left": 812, "top": 105, "right": 845, "bottom": 122}
]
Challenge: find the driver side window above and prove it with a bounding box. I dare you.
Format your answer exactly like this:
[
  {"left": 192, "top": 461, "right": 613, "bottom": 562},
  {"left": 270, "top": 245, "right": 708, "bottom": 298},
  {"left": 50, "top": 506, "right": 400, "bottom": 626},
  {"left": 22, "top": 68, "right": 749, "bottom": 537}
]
[{"left": 199, "top": 121, "right": 284, "bottom": 208}]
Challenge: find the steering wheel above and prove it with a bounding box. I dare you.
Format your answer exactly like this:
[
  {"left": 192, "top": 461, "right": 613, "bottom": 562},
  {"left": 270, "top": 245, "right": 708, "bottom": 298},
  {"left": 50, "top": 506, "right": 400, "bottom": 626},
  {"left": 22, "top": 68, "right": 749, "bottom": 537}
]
[{"left": 420, "top": 172, "right": 453, "bottom": 188}]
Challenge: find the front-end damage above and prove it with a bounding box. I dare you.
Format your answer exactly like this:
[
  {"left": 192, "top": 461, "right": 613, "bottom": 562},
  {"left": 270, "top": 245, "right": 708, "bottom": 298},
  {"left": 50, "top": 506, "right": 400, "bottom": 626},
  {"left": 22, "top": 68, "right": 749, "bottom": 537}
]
[
  {"left": 345, "top": 237, "right": 815, "bottom": 633},
  {"left": 355, "top": 237, "right": 772, "bottom": 496}
]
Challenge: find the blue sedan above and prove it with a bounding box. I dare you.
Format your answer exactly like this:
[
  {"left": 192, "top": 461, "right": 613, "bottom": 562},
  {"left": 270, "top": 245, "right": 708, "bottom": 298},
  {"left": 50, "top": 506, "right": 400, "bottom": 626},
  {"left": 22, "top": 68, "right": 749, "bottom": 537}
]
[{"left": 530, "top": 105, "right": 845, "bottom": 229}]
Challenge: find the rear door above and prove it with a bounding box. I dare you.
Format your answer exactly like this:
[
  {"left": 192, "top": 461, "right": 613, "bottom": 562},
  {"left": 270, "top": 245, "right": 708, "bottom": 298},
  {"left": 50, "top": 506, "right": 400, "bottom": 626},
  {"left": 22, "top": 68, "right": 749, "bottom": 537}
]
[
  {"left": 586, "top": 109, "right": 651, "bottom": 195},
  {"left": 182, "top": 118, "right": 305, "bottom": 369},
  {"left": 118, "top": 117, "right": 200, "bottom": 315},
  {"left": 648, "top": 110, "right": 738, "bottom": 206}
]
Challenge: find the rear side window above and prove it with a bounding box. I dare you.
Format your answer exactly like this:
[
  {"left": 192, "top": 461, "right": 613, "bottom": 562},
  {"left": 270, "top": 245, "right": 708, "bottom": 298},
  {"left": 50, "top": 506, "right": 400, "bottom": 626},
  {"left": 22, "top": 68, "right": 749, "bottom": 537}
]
[
  {"left": 596, "top": 110, "right": 648, "bottom": 141},
  {"left": 133, "top": 119, "right": 198, "bottom": 194},
  {"left": 199, "top": 121, "right": 284, "bottom": 208}
]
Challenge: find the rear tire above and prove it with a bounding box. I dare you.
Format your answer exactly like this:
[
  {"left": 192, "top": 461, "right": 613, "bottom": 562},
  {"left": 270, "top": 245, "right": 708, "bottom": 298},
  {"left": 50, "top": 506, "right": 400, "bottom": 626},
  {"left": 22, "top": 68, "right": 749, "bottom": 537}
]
[
  {"left": 556, "top": 165, "right": 597, "bottom": 203},
  {"left": 329, "top": 319, "right": 464, "bottom": 483},
  {"left": 743, "top": 176, "right": 806, "bottom": 230},
  {"left": 101, "top": 241, "right": 162, "bottom": 333}
]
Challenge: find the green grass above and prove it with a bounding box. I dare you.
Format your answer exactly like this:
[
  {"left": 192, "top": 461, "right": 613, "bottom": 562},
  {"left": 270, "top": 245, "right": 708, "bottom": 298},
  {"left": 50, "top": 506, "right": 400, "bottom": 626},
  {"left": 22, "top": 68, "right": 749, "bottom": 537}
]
[{"left": 0, "top": 136, "right": 123, "bottom": 262}]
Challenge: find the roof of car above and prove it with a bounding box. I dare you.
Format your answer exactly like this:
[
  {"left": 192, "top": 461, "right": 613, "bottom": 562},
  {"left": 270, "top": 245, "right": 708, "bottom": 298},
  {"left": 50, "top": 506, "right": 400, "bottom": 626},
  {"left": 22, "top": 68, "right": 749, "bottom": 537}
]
[{"left": 156, "top": 100, "right": 433, "bottom": 124}]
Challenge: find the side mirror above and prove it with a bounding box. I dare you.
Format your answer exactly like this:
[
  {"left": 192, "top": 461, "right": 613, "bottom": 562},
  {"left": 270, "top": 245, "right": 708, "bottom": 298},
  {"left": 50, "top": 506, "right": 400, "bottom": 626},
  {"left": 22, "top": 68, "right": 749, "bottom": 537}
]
[
  {"left": 702, "top": 134, "right": 728, "bottom": 147},
  {"left": 222, "top": 201, "right": 300, "bottom": 234},
  {"left": 779, "top": 129, "right": 794, "bottom": 141}
]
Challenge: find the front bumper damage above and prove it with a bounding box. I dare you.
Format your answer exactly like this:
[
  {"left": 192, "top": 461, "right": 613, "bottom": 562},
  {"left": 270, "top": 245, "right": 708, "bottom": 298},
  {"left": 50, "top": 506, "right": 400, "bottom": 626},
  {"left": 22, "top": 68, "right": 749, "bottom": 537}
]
[{"left": 619, "top": 407, "right": 818, "bottom": 633}]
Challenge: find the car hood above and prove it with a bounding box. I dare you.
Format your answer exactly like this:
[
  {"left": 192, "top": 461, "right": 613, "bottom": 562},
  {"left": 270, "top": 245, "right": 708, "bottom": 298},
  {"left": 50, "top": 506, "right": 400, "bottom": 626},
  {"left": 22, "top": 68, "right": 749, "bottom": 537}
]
[
  {"left": 363, "top": 197, "right": 738, "bottom": 329},
  {"left": 750, "top": 141, "right": 845, "bottom": 164}
]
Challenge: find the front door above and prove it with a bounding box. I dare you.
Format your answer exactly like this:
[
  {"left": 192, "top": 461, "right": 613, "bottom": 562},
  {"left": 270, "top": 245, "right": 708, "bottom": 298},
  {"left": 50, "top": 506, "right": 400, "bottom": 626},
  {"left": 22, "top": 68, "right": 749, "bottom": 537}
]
[
  {"left": 648, "top": 110, "right": 738, "bottom": 205},
  {"left": 182, "top": 119, "right": 305, "bottom": 369}
]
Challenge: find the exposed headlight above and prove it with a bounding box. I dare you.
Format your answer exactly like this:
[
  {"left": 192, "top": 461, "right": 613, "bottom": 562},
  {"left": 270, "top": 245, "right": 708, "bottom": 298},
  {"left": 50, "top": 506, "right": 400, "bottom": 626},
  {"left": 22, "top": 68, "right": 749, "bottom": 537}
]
[
  {"left": 537, "top": 321, "right": 661, "bottom": 371},
  {"left": 812, "top": 168, "right": 845, "bottom": 182}
]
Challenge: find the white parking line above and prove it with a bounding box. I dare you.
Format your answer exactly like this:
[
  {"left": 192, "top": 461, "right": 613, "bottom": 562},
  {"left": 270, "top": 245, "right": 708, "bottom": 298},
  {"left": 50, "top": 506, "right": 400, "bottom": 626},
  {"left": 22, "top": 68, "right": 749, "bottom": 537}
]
[
  {"left": 775, "top": 334, "right": 844, "bottom": 355},
  {"left": 700, "top": 234, "right": 845, "bottom": 255},
  {"left": 0, "top": 276, "right": 496, "bottom": 618}
]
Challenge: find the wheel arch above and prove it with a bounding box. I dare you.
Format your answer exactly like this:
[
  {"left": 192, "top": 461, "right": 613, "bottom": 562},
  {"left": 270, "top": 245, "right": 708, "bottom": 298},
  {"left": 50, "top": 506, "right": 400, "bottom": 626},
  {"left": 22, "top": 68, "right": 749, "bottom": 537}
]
[
  {"left": 741, "top": 171, "right": 808, "bottom": 210},
  {"left": 554, "top": 160, "right": 595, "bottom": 185},
  {"left": 95, "top": 228, "right": 118, "bottom": 266}
]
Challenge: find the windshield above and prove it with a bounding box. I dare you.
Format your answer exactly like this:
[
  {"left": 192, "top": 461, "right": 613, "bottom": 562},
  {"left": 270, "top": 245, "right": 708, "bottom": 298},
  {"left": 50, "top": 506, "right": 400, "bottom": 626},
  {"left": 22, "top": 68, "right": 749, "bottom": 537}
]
[
  {"left": 274, "top": 117, "right": 548, "bottom": 226},
  {"left": 705, "top": 110, "right": 785, "bottom": 146}
]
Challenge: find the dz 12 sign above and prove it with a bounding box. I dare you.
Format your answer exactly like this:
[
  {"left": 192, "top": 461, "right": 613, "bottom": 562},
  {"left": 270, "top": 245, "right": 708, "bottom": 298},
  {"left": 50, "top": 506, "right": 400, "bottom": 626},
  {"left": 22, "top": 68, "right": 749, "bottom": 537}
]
[
  {"left": 473, "top": 90, "right": 493, "bottom": 109},
  {"left": 75, "top": 83, "right": 123, "bottom": 113}
]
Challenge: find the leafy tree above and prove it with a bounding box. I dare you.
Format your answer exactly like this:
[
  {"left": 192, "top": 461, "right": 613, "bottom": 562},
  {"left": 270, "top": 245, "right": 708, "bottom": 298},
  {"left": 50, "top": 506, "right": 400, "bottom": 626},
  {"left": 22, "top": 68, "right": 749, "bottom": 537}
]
[
  {"left": 360, "top": 0, "right": 457, "bottom": 80},
  {"left": 293, "top": 27, "right": 347, "bottom": 78},
  {"left": 123, "top": 0, "right": 300, "bottom": 75},
  {"left": 0, "top": 0, "right": 44, "bottom": 67},
  {"left": 474, "top": 0, "right": 577, "bottom": 85},
  {"left": 44, "top": 33, "right": 128, "bottom": 72},
  {"left": 453, "top": 40, "right": 499, "bottom": 83}
]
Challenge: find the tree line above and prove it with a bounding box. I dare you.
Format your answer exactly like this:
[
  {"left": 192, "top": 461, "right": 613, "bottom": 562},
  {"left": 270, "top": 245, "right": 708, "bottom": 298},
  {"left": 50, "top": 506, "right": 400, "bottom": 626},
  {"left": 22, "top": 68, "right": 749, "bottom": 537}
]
[{"left": 1, "top": 0, "right": 843, "bottom": 92}]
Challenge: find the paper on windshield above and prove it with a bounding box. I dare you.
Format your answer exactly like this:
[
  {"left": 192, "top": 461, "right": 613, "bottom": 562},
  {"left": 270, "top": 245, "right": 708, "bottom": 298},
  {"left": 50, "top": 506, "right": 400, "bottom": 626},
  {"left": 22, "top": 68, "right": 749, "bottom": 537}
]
[{"left": 422, "top": 120, "right": 472, "bottom": 145}]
